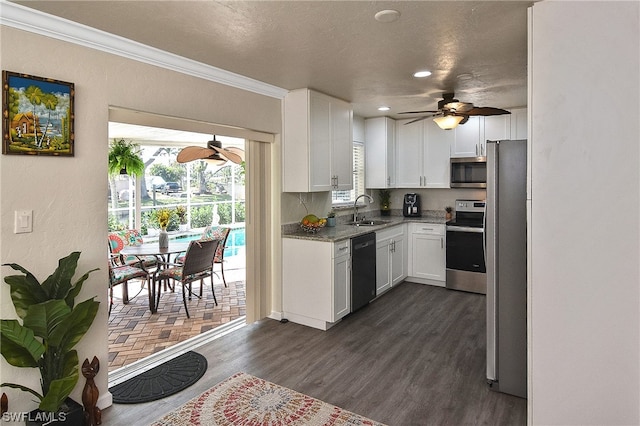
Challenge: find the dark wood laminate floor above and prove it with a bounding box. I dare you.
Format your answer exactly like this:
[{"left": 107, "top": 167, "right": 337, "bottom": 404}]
[{"left": 103, "top": 282, "right": 527, "bottom": 425}]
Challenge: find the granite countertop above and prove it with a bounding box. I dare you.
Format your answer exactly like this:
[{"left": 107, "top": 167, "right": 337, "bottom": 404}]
[{"left": 282, "top": 211, "right": 448, "bottom": 242}]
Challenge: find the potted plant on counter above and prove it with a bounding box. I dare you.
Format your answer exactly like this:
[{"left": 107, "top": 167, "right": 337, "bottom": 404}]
[
  {"left": 0, "top": 251, "right": 100, "bottom": 423},
  {"left": 445, "top": 206, "right": 453, "bottom": 221},
  {"left": 326, "top": 210, "right": 336, "bottom": 227},
  {"left": 378, "top": 189, "right": 392, "bottom": 216}
]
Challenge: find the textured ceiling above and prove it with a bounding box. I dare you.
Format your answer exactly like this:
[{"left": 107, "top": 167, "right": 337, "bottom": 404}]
[{"left": 13, "top": 0, "right": 533, "bottom": 119}]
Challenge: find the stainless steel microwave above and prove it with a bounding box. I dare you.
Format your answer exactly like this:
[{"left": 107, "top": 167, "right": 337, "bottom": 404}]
[{"left": 450, "top": 156, "right": 487, "bottom": 188}]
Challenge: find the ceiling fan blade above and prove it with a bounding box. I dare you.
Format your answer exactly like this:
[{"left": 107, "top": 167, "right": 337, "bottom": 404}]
[
  {"left": 444, "top": 102, "right": 474, "bottom": 113},
  {"left": 465, "top": 107, "right": 511, "bottom": 116},
  {"left": 225, "top": 146, "right": 245, "bottom": 162},
  {"left": 398, "top": 110, "right": 439, "bottom": 115},
  {"left": 177, "top": 146, "right": 216, "bottom": 163},
  {"left": 211, "top": 146, "right": 243, "bottom": 164},
  {"left": 403, "top": 115, "right": 432, "bottom": 125}
]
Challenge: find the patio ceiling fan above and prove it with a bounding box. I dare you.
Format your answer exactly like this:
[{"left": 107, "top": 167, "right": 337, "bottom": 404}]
[
  {"left": 398, "top": 93, "right": 510, "bottom": 129},
  {"left": 176, "top": 136, "right": 245, "bottom": 165}
]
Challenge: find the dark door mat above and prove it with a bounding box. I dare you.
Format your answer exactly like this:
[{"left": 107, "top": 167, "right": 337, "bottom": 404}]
[{"left": 110, "top": 351, "right": 208, "bottom": 404}]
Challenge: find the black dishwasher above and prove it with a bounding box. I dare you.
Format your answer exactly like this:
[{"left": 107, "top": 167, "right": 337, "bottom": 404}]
[{"left": 351, "top": 232, "right": 377, "bottom": 312}]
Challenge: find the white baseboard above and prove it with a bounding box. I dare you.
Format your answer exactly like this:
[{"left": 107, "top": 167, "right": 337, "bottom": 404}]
[
  {"left": 404, "top": 277, "right": 446, "bottom": 287},
  {"left": 268, "top": 310, "right": 284, "bottom": 321},
  {"left": 97, "top": 392, "right": 112, "bottom": 410},
  {"left": 281, "top": 312, "right": 340, "bottom": 331}
]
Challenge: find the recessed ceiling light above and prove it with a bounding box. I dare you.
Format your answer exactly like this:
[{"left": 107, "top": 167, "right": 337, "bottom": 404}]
[
  {"left": 378, "top": 106, "right": 390, "bottom": 111},
  {"left": 413, "top": 70, "right": 432, "bottom": 78},
  {"left": 374, "top": 9, "right": 401, "bottom": 23}
]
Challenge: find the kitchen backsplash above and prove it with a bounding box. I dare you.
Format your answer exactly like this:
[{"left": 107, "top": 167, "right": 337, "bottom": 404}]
[{"left": 281, "top": 187, "right": 486, "bottom": 225}]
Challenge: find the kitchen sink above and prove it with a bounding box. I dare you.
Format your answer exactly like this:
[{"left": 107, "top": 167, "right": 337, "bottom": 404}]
[{"left": 350, "top": 220, "right": 390, "bottom": 226}]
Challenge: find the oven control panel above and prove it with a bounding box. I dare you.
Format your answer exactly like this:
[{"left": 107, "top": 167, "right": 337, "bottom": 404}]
[{"left": 456, "top": 199, "right": 486, "bottom": 212}]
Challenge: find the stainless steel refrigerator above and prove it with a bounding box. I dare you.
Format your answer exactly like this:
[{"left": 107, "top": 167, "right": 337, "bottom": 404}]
[{"left": 486, "top": 139, "right": 527, "bottom": 399}]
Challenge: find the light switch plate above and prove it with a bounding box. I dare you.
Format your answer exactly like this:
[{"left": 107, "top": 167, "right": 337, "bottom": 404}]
[{"left": 14, "top": 210, "right": 33, "bottom": 233}]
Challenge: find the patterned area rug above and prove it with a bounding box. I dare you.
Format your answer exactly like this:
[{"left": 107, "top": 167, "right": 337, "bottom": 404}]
[{"left": 149, "top": 372, "right": 386, "bottom": 425}]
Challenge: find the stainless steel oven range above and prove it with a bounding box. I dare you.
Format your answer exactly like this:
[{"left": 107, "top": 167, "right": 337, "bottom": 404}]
[{"left": 446, "top": 199, "right": 486, "bottom": 294}]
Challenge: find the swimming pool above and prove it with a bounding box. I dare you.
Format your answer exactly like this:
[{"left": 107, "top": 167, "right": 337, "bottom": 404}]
[{"left": 172, "top": 227, "right": 245, "bottom": 257}]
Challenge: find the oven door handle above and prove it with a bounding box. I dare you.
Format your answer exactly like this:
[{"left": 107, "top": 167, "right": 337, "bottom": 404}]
[{"left": 446, "top": 226, "right": 484, "bottom": 233}]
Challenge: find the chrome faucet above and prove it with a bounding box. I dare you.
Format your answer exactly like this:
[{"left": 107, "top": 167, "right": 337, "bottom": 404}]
[{"left": 353, "top": 194, "right": 374, "bottom": 223}]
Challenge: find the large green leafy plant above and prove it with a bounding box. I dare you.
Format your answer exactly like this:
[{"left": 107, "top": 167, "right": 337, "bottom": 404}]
[
  {"left": 108, "top": 138, "right": 145, "bottom": 177},
  {"left": 1, "top": 252, "right": 99, "bottom": 412}
]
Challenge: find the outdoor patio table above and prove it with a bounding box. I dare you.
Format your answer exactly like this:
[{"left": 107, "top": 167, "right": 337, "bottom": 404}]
[{"left": 120, "top": 241, "right": 191, "bottom": 313}]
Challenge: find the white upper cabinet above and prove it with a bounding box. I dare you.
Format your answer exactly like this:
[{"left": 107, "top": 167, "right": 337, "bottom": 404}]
[
  {"left": 485, "top": 108, "right": 528, "bottom": 142},
  {"left": 451, "top": 110, "right": 528, "bottom": 158},
  {"left": 395, "top": 118, "right": 451, "bottom": 188},
  {"left": 423, "top": 119, "right": 453, "bottom": 188},
  {"left": 283, "top": 89, "right": 353, "bottom": 192},
  {"left": 353, "top": 115, "right": 365, "bottom": 143},
  {"left": 395, "top": 118, "right": 423, "bottom": 187},
  {"left": 510, "top": 107, "right": 528, "bottom": 140},
  {"left": 365, "top": 117, "right": 395, "bottom": 188},
  {"left": 308, "top": 92, "right": 332, "bottom": 191},
  {"left": 330, "top": 98, "right": 353, "bottom": 191},
  {"left": 451, "top": 116, "right": 485, "bottom": 157},
  {"left": 484, "top": 114, "right": 512, "bottom": 142}
]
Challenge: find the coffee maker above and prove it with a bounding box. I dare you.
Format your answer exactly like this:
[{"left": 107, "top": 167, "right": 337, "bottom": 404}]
[{"left": 403, "top": 193, "right": 421, "bottom": 217}]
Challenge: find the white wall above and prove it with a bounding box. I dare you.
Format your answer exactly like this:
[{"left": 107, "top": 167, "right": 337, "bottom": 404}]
[
  {"left": 530, "top": 2, "right": 639, "bottom": 424},
  {"left": 0, "top": 24, "right": 281, "bottom": 412}
]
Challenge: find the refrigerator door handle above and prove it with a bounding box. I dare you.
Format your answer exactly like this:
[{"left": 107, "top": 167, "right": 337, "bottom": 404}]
[
  {"left": 483, "top": 205, "right": 487, "bottom": 267},
  {"left": 486, "top": 140, "right": 498, "bottom": 383}
]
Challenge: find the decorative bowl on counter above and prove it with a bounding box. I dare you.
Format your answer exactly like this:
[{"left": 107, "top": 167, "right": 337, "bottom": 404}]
[
  {"left": 300, "top": 221, "right": 326, "bottom": 234},
  {"left": 300, "top": 214, "right": 327, "bottom": 233}
]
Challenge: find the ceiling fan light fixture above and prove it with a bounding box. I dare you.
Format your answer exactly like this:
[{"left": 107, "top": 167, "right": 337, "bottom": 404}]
[
  {"left": 433, "top": 114, "right": 464, "bottom": 130},
  {"left": 205, "top": 157, "right": 227, "bottom": 166}
]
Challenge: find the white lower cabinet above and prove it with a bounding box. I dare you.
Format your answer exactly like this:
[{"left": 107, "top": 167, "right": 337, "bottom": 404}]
[
  {"left": 333, "top": 241, "right": 351, "bottom": 320},
  {"left": 375, "top": 225, "right": 407, "bottom": 295},
  {"left": 282, "top": 238, "right": 350, "bottom": 330},
  {"left": 283, "top": 221, "right": 448, "bottom": 330},
  {"left": 407, "top": 223, "right": 446, "bottom": 286}
]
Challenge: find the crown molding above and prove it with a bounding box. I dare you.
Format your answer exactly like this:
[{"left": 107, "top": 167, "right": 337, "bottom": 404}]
[{"left": 0, "top": 0, "right": 288, "bottom": 99}]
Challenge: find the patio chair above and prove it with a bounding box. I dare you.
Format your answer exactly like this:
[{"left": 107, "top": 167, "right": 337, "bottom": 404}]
[
  {"left": 153, "top": 239, "right": 219, "bottom": 318},
  {"left": 176, "top": 226, "right": 231, "bottom": 287},
  {"left": 108, "top": 255, "right": 150, "bottom": 315},
  {"left": 108, "top": 229, "right": 158, "bottom": 270}
]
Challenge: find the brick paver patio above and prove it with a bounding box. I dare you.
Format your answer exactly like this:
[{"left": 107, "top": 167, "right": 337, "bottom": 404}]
[{"left": 107, "top": 262, "right": 245, "bottom": 372}]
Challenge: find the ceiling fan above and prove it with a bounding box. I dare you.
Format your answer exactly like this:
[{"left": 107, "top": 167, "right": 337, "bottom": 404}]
[
  {"left": 176, "top": 136, "right": 245, "bottom": 165},
  {"left": 399, "top": 93, "right": 510, "bottom": 130}
]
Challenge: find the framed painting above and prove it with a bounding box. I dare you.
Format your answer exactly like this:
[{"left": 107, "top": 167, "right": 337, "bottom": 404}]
[{"left": 2, "top": 70, "right": 75, "bottom": 156}]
